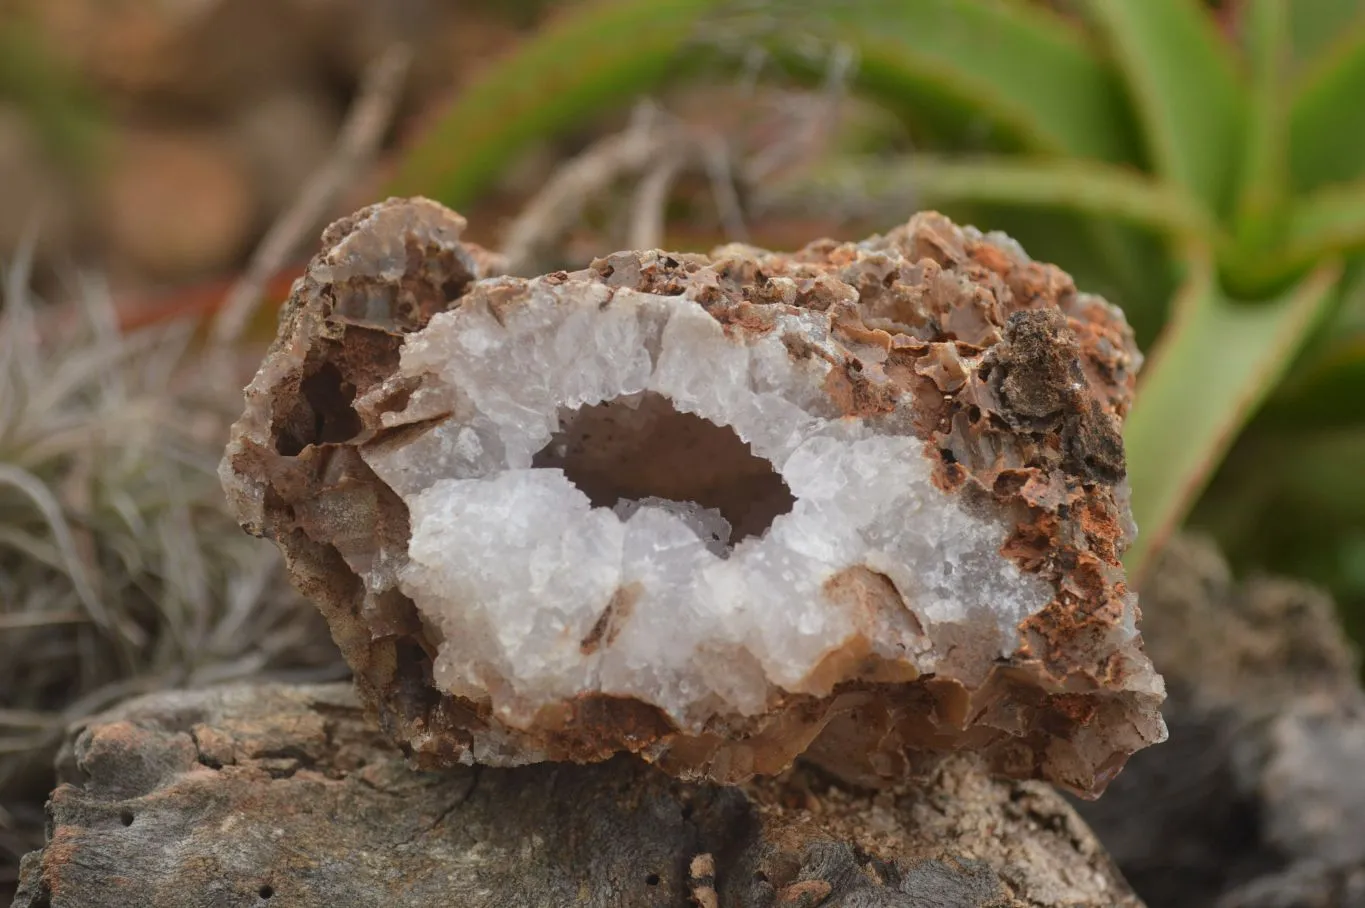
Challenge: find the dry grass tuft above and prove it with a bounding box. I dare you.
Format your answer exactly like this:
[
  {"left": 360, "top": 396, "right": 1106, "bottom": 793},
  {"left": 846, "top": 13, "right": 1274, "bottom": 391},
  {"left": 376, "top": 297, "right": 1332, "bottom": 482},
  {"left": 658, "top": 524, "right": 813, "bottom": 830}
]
[{"left": 0, "top": 240, "right": 344, "bottom": 885}]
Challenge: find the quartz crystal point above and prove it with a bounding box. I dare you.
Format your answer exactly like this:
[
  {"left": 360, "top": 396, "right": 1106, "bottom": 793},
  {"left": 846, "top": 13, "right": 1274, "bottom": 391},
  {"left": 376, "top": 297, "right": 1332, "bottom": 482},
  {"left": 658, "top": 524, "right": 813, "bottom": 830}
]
[{"left": 221, "top": 197, "right": 1166, "bottom": 797}]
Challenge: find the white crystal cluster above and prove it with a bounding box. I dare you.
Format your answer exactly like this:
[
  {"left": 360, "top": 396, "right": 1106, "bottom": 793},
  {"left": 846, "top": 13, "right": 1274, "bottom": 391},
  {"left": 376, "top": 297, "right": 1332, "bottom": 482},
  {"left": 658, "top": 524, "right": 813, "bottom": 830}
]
[
  {"left": 611, "top": 497, "right": 732, "bottom": 557},
  {"left": 359, "top": 276, "right": 1053, "bottom": 734}
]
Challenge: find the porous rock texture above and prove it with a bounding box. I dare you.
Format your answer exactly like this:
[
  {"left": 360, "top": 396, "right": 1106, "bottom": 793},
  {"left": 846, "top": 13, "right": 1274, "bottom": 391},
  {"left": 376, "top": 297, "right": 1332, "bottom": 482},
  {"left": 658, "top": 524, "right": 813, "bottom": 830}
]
[
  {"left": 11, "top": 682, "right": 1144, "bottom": 907},
  {"left": 1074, "top": 536, "right": 1365, "bottom": 908},
  {"left": 220, "top": 197, "right": 1165, "bottom": 798}
]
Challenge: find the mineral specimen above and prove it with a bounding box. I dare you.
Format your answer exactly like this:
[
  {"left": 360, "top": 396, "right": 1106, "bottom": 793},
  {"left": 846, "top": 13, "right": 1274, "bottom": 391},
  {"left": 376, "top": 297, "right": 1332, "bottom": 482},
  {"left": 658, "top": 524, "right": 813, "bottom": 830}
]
[{"left": 221, "top": 197, "right": 1165, "bottom": 797}]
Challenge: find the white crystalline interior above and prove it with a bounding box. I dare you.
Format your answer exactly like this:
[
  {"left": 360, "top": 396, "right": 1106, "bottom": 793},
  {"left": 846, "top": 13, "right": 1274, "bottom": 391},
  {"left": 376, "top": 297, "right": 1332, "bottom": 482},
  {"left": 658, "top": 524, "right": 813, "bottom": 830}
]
[
  {"left": 372, "top": 278, "right": 1053, "bottom": 731},
  {"left": 612, "top": 497, "right": 732, "bottom": 557}
]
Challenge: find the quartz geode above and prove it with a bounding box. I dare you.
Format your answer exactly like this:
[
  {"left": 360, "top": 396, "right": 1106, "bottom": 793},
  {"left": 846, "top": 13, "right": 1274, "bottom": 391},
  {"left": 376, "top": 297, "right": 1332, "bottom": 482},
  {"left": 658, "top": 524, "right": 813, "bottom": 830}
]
[{"left": 221, "top": 197, "right": 1166, "bottom": 797}]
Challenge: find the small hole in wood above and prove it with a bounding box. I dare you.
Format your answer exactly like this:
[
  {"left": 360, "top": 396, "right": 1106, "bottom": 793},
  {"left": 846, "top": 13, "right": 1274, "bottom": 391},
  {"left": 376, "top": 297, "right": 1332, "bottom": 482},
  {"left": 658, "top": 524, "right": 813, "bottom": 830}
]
[
  {"left": 119, "top": 810, "right": 134, "bottom": 827},
  {"left": 645, "top": 873, "right": 660, "bottom": 887},
  {"left": 259, "top": 884, "right": 274, "bottom": 899}
]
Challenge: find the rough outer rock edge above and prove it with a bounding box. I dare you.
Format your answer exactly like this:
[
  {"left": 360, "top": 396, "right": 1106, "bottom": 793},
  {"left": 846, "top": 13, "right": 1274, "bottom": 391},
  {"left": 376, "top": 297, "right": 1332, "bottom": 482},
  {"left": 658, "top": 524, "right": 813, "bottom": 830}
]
[
  {"left": 219, "top": 197, "right": 1165, "bottom": 797},
  {"left": 1074, "top": 535, "right": 1365, "bottom": 908},
  {"left": 11, "top": 682, "right": 1144, "bottom": 908}
]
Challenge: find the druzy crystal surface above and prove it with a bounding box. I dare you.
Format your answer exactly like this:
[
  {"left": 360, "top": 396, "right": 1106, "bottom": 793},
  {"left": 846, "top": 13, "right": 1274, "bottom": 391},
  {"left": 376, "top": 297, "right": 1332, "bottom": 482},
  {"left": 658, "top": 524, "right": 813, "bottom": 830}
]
[{"left": 222, "top": 197, "right": 1166, "bottom": 796}]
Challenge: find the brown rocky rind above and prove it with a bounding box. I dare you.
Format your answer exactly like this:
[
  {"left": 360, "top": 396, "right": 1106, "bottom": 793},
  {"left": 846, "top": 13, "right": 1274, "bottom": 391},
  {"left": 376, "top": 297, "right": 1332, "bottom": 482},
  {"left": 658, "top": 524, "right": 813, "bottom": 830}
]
[
  {"left": 1074, "top": 535, "right": 1365, "bottom": 907},
  {"left": 220, "top": 197, "right": 1164, "bottom": 797}
]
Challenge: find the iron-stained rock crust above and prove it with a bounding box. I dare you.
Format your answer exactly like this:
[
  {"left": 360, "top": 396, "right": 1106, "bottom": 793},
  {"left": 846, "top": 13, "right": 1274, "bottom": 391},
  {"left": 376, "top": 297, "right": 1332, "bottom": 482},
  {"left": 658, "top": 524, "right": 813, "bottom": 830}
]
[
  {"left": 220, "top": 197, "right": 1164, "bottom": 797},
  {"left": 1075, "top": 535, "right": 1365, "bottom": 907}
]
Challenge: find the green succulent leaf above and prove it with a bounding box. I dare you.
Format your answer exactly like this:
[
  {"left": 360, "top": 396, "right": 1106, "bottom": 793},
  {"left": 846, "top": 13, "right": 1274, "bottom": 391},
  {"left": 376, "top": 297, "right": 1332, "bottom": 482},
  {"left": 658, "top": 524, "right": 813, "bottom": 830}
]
[
  {"left": 1232, "top": 0, "right": 1290, "bottom": 252},
  {"left": 1262, "top": 334, "right": 1365, "bottom": 428},
  {"left": 764, "top": 155, "right": 1212, "bottom": 241},
  {"left": 1193, "top": 424, "right": 1365, "bottom": 640},
  {"left": 386, "top": 0, "right": 729, "bottom": 208},
  {"left": 1123, "top": 254, "right": 1342, "bottom": 583},
  {"left": 1080, "top": 0, "right": 1246, "bottom": 217},
  {"left": 1282, "top": 178, "right": 1365, "bottom": 266},
  {"left": 387, "top": 0, "right": 1142, "bottom": 210},
  {"left": 777, "top": 0, "right": 1140, "bottom": 162},
  {"left": 1289, "top": 14, "right": 1365, "bottom": 191},
  {"left": 1259, "top": 263, "right": 1365, "bottom": 428},
  {"left": 1287, "top": 0, "right": 1365, "bottom": 68}
]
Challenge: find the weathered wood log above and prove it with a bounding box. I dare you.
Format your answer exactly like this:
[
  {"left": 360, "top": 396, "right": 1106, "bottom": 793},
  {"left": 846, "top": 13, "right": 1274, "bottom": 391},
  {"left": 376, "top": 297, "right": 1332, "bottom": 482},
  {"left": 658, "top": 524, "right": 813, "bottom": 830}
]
[{"left": 13, "top": 682, "right": 1142, "bottom": 907}]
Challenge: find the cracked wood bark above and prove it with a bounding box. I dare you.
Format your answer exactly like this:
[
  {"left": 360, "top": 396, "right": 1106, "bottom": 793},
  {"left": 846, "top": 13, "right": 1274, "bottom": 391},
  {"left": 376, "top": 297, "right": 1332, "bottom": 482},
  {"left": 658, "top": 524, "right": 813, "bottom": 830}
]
[{"left": 13, "top": 683, "right": 1143, "bottom": 907}]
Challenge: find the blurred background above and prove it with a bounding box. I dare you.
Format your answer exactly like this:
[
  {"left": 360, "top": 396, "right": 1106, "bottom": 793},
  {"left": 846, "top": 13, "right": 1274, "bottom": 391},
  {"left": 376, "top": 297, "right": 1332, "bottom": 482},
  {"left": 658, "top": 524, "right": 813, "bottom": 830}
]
[
  {"left": 0, "top": 0, "right": 526, "bottom": 297},
  {"left": 3, "top": 0, "right": 1365, "bottom": 900}
]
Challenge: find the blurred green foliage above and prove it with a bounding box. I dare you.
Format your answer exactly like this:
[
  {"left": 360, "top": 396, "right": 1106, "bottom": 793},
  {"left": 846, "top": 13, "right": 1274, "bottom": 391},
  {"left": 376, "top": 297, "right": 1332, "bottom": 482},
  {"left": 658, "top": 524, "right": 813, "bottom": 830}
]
[
  {"left": 0, "top": 15, "right": 103, "bottom": 172},
  {"left": 388, "top": 0, "right": 1365, "bottom": 620}
]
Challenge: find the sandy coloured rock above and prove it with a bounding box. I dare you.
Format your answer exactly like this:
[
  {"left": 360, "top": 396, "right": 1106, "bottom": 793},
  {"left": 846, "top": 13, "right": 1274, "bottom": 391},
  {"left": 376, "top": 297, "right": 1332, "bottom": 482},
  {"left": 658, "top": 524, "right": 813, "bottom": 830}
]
[{"left": 220, "top": 196, "right": 1165, "bottom": 797}]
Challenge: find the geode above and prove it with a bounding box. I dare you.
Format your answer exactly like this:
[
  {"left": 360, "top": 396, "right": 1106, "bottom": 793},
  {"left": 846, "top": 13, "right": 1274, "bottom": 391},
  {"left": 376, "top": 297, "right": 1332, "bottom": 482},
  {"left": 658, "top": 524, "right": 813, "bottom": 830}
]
[{"left": 221, "top": 197, "right": 1165, "bottom": 797}]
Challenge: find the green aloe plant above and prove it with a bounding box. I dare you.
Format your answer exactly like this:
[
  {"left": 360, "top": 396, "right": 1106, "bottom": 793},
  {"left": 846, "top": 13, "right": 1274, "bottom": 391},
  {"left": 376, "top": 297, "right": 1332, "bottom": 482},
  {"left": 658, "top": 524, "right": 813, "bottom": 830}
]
[{"left": 386, "top": 0, "right": 1365, "bottom": 607}]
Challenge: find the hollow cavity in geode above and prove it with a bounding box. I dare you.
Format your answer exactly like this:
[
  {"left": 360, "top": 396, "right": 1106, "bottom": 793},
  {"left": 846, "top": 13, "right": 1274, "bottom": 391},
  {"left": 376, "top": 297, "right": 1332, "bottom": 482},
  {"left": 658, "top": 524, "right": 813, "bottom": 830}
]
[
  {"left": 531, "top": 392, "right": 796, "bottom": 549},
  {"left": 221, "top": 197, "right": 1166, "bottom": 797}
]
